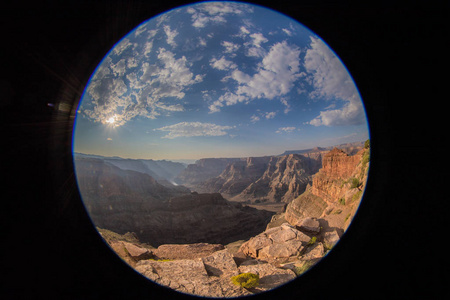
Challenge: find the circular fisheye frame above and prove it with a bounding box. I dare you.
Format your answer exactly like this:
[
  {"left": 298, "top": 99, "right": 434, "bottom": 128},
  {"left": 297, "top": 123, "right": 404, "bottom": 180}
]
[{"left": 73, "top": 1, "right": 370, "bottom": 297}]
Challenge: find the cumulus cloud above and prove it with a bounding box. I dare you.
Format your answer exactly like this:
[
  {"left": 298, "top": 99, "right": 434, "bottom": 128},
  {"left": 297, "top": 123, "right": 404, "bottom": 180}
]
[
  {"left": 250, "top": 33, "right": 268, "bottom": 47},
  {"left": 83, "top": 48, "right": 202, "bottom": 126},
  {"left": 164, "top": 25, "right": 178, "bottom": 47},
  {"left": 265, "top": 111, "right": 277, "bottom": 119},
  {"left": 187, "top": 2, "right": 249, "bottom": 28},
  {"left": 210, "top": 56, "right": 237, "bottom": 70},
  {"left": 221, "top": 41, "right": 240, "bottom": 55},
  {"left": 155, "top": 122, "right": 234, "bottom": 139},
  {"left": 304, "top": 36, "right": 365, "bottom": 126},
  {"left": 208, "top": 41, "right": 303, "bottom": 113}
]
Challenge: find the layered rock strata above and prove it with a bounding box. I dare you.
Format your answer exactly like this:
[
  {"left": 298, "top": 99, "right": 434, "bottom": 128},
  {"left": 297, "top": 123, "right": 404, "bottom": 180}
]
[
  {"left": 284, "top": 147, "right": 369, "bottom": 230},
  {"left": 196, "top": 153, "right": 323, "bottom": 203},
  {"left": 75, "top": 158, "right": 274, "bottom": 247}
]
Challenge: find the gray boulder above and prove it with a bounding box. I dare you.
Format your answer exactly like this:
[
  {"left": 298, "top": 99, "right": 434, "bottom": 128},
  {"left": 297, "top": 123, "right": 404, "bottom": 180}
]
[{"left": 295, "top": 217, "right": 321, "bottom": 234}]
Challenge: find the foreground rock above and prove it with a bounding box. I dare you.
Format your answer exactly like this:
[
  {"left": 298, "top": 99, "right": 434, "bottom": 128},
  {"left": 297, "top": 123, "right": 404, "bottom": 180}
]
[
  {"left": 152, "top": 243, "right": 225, "bottom": 260},
  {"left": 239, "top": 223, "right": 311, "bottom": 264},
  {"left": 135, "top": 245, "right": 300, "bottom": 297},
  {"left": 238, "top": 263, "right": 296, "bottom": 291},
  {"left": 136, "top": 249, "right": 249, "bottom": 297}
]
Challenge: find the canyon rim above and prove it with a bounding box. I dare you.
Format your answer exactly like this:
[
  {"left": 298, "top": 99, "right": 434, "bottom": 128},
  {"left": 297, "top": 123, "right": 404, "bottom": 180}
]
[{"left": 73, "top": 1, "right": 370, "bottom": 297}]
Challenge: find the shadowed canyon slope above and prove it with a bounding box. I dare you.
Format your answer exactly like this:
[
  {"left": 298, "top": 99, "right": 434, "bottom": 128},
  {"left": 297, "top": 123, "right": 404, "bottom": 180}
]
[{"left": 74, "top": 157, "right": 274, "bottom": 246}]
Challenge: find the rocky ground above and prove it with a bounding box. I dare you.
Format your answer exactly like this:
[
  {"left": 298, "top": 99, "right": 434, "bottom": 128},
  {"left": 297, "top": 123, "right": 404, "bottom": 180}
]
[
  {"left": 99, "top": 218, "right": 339, "bottom": 297},
  {"left": 97, "top": 145, "right": 369, "bottom": 297}
]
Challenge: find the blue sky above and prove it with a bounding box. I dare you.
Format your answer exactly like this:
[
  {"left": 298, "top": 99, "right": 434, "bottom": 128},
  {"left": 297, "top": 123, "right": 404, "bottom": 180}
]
[{"left": 73, "top": 2, "right": 369, "bottom": 160}]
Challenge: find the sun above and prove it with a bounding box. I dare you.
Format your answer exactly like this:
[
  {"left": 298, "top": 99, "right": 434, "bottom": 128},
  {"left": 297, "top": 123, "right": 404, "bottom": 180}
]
[{"left": 106, "top": 116, "right": 116, "bottom": 124}]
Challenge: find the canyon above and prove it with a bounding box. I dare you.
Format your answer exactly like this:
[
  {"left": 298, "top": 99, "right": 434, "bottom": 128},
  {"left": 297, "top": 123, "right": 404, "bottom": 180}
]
[{"left": 73, "top": 140, "right": 369, "bottom": 297}]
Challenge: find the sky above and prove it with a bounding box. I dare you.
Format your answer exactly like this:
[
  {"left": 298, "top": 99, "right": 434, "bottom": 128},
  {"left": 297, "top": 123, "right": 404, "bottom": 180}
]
[{"left": 73, "top": 1, "right": 369, "bottom": 161}]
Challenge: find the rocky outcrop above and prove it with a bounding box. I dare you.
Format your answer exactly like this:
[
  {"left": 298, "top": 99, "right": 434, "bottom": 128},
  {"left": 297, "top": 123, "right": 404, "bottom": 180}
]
[
  {"left": 135, "top": 246, "right": 298, "bottom": 297},
  {"left": 195, "top": 154, "right": 323, "bottom": 204},
  {"left": 100, "top": 223, "right": 334, "bottom": 297},
  {"left": 284, "top": 146, "right": 369, "bottom": 229},
  {"left": 152, "top": 243, "right": 225, "bottom": 260},
  {"left": 239, "top": 223, "right": 311, "bottom": 264}
]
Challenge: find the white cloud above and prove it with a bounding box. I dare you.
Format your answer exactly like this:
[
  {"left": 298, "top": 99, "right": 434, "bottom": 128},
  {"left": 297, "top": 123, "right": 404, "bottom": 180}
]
[
  {"left": 280, "top": 98, "right": 291, "bottom": 114},
  {"left": 250, "top": 33, "right": 268, "bottom": 47},
  {"left": 210, "top": 56, "right": 237, "bottom": 70},
  {"left": 208, "top": 41, "right": 303, "bottom": 113},
  {"left": 221, "top": 41, "right": 240, "bottom": 54},
  {"left": 282, "top": 28, "right": 292, "bottom": 36},
  {"left": 164, "top": 25, "right": 178, "bottom": 47},
  {"left": 113, "top": 38, "right": 133, "bottom": 56},
  {"left": 187, "top": 2, "right": 249, "bottom": 28},
  {"left": 240, "top": 26, "right": 250, "bottom": 35},
  {"left": 244, "top": 33, "right": 269, "bottom": 58},
  {"left": 276, "top": 126, "right": 297, "bottom": 133},
  {"left": 250, "top": 115, "right": 260, "bottom": 123},
  {"left": 155, "top": 122, "right": 234, "bottom": 139},
  {"left": 198, "top": 37, "right": 207, "bottom": 47},
  {"left": 304, "top": 36, "right": 365, "bottom": 126},
  {"left": 265, "top": 111, "right": 277, "bottom": 119},
  {"left": 84, "top": 48, "right": 202, "bottom": 126},
  {"left": 110, "top": 59, "right": 127, "bottom": 77}
]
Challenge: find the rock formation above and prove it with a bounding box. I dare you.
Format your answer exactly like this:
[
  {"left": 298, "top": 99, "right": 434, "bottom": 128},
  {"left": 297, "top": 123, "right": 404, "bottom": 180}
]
[
  {"left": 75, "top": 141, "right": 369, "bottom": 298},
  {"left": 75, "top": 158, "right": 274, "bottom": 246},
  {"left": 192, "top": 153, "right": 324, "bottom": 204},
  {"left": 282, "top": 145, "right": 369, "bottom": 234}
]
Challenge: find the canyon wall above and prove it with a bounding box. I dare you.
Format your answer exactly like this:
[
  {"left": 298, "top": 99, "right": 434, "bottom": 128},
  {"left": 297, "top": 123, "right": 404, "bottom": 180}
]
[{"left": 74, "top": 157, "right": 273, "bottom": 247}]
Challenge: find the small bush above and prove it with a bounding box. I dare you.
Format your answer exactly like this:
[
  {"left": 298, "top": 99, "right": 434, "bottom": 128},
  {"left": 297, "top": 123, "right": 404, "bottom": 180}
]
[
  {"left": 293, "top": 261, "right": 315, "bottom": 276},
  {"left": 350, "top": 178, "right": 360, "bottom": 189},
  {"left": 231, "top": 273, "right": 260, "bottom": 289},
  {"left": 307, "top": 236, "right": 317, "bottom": 245},
  {"left": 338, "top": 197, "right": 345, "bottom": 205}
]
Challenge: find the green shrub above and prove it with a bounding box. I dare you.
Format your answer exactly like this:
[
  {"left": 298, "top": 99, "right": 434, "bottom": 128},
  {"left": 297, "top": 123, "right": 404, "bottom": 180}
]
[
  {"left": 307, "top": 236, "right": 317, "bottom": 245},
  {"left": 231, "top": 273, "right": 260, "bottom": 289},
  {"left": 338, "top": 197, "right": 345, "bottom": 205},
  {"left": 364, "top": 139, "right": 370, "bottom": 149},
  {"left": 352, "top": 190, "right": 363, "bottom": 202},
  {"left": 293, "top": 261, "right": 315, "bottom": 276},
  {"left": 350, "top": 178, "right": 360, "bottom": 189},
  {"left": 361, "top": 149, "right": 370, "bottom": 170}
]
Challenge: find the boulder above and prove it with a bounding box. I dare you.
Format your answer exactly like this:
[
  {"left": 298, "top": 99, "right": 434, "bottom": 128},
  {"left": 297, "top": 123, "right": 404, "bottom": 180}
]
[
  {"left": 152, "top": 243, "right": 224, "bottom": 260},
  {"left": 136, "top": 259, "right": 215, "bottom": 297},
  {"left": 238, "top": 263, "right": 296, "bottom": 291},
  {"left": 302, "top": 242, "right": 324, "bottom": 260},
  {"left": 201, "top": 249, "right": 239, "bottom": 277},
  {"left": 135, "top": 249, "right": 251, "bottom": 298},
  {"left": 259, "top": 240, "right": 304, "bottom": 263},
  {"left": 239, "top": 224, "right": 310, "bottom": 263},
  {"left": 296, "top": 217, "right": 321, "bottom": 234},
  {"left": 239, "top": 234, "right": 272, "bottom": 257},
  {"left": 122, "top": 242, "right": 152, "bottom": 260},
  {"left": 323, "top": 230, "right": 340, "bottom": 249}
]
